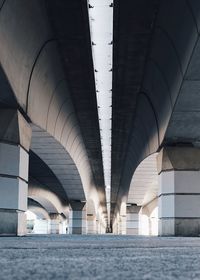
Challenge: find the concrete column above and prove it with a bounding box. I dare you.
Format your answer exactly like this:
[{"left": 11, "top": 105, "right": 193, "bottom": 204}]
[
  {"left": 100, "top": 218, "right": 106, "bottom": 234},
  {"left": 69, "top": 201, "right": 86, "bottom": 234},
  {"left": 119, "top": 214, "right": 126, "bottom": 235},
  {"left": 49, "top": 213, "right": 63, "bottom": 234},
  {"left": 112, "top": 218, "right": 118, "bottom": 234},
  {"left": 96, "top": 215, "right": 106, "bottom": 234},
  {"left": 96, "top": 217, "right": 102, "bottom": 234},
  {"left": 112, "top": 213, "right": 120, "bottom": 234},
  {"left": 126, "top": 204, "right": 141, "bottom": 235},
  {"left": 141, "top": 198, "right": 158, "bottom": 236},
  {"left": 0, "top": 110, "right": 31, "bottom": 236},
  {"left": 158, "top": 147, "right": 200, "bottom": 236},
  {"left": 87, "top": 214, "right": 96, "bottom": 234}
]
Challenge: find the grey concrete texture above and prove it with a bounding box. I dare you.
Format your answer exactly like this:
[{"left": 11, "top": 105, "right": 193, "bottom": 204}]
[
  {"left": 0, "top": 109, "right": 31, "bottom": 150},
  {"left": 30, "top": 125, "right": 86, "bottom": 201},
  {"left": 157, "top": 147, "right": 200, "bottom": 174},
  {"left": 1, "top": 235, "right": 200, "bottom": 280},
  {"left": 0, "top": 0, "right": 107, "bottom": 218},
  {"left": 111, "top": 0, "right": 200, "bottom": 219}
]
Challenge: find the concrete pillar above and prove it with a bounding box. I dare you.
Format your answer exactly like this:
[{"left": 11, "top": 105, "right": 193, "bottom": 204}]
[
  {"left": 112, "top": 213, "right": 120, "bottom": 234},
  {"left": 96, "top": 217, "right": 102, "bottom": 234},
  {"left": 119, "top": 214, "right": 126, "bottom": 235},
  {"left": 49, "top": 213, "right": 63, "bottom": 234},
  {"left": 69, "top": 201, "right": 86, "bottom": 234},
  {"left": 112, "top": 218, "right": 118, "bottom": 234},
  {"left": 0, "top": 110, "right": 31, "bottom": 236},
  {"left": 96, "top": 215, "right": 106, "bottom": 234},
  {"left": 140, "top": 198, "right": 158, "bottom": 236},
  {"left": 118, "top": 199, "right": 127, "bottom": 234},
  {"left": 87, "top": 214, "right": 96, "bottom": 234},
  {"left": 126, "top": 204, "right": 141, "bottom": 235},
  {"left": 158, "top": 147, "right": 200, "bottom": 236}
]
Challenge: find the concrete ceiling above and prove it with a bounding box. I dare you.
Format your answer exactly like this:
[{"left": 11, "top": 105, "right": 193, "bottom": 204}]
[
  {"left": 165, "top": 34, "right": 200, "bottom": 145},
  {"left": 111, "top": 0, "right": 200, "bottom": 222},
  {"left": 1, "top": 0, "right": 200, "bottom": 225},
  {"left": 46, "top": 0, "right": 105, "bottom": 191},
  {"left": 111, "top": 0, "right": 159, "bottom": 219}
]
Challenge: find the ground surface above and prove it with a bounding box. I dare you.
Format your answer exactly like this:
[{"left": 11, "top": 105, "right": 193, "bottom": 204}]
[{"left": 0, "top": 235, "right": 200, "bottom": 279}]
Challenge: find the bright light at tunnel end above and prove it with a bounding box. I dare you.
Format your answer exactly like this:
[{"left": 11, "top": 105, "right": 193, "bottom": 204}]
[{"left": 88, "top": 0, "right": 113, "bottom": 225}]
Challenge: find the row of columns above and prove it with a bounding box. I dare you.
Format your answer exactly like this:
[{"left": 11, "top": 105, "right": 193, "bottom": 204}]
[
  {"left": 113, "top": 146, "right": 200, "bottom": 236},
  {"left": 28, "top": 209, "right": 106, "bottom": 235},
  {"left": 0, "top": 109, "right": 107, "bottom": 236},
  {"left": 1, "top": 109, "right": 200, "bottom": 236},
  {"left": 112, "top": 205, "right": 141, "bottom": 235}
]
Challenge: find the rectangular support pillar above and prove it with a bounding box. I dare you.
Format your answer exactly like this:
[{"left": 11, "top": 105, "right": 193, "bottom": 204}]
[
  {"left": 126, "top": 205, "right": 141, "bottom": 235},
  {"left": 119, "top": 215, "right": 126, "bottom": 235},
  {"left": 49, "top": 213, "right": 63, "bottom": 234},
  {"left": 0, "top": 143, "right": 29, "bottom": 235},
  {"left": 158, "top": 147, "right": 200, "bottom": 236},
  {"left": 0, "top": 110, "right": 31, "bottom": 236},
  {"left": 69, "top": 201, "right": 86, "bottom": 234},
  {"left": 158, "top": 171, "right": 200, "bottom": 236},
  {"left": 87, "top": 214, "right": 96, "bottom": 234}
]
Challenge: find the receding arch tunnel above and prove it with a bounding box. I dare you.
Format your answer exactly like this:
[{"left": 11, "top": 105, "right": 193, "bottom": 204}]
[
  {"left": 1, "top": 0, "right": 200, "bottom": 279},
  {"left": 0, "top": 0, "right": 200, "bottom": 241}
]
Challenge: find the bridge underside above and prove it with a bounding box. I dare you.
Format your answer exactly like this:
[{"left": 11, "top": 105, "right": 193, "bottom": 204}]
[{"left": 0, "top": 0, "right": 200, "bottom": 238}]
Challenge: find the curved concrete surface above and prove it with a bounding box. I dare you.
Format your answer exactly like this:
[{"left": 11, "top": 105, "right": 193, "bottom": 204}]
[
  {"left": 111, "top": 0, "right": 200, "bottom": 221},
  {"left": 0, "top": 0, "right": 107, "bottom": 220},
  {"left": 28, "top": 199, "right": 50, "bottom": 220},
  {"left": 28, "top": 179, "right": 69, "bottom": 217}
]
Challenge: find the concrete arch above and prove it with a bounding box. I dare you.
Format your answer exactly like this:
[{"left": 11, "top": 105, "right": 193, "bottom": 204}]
[
  {"left": 127, "top": 153, "right": 158, "bottom": 208},
  {"left": 28, "top": 179, "right": 69, "bottom": 218},
  {"left": 31, "top": 124, "right": 86, "bottom": 202},
  {"left": 0, "top": 0, "right": 107, "bottom": 219},
  {"left": 111, "top": 1, "right": 200, "bottom": 221},
  {"left": 28, "top": 200, "right": 50, "bottom": 220}
]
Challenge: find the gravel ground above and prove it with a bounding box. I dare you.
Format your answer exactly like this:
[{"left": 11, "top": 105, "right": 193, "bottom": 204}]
[{"left": 0, "top": 235, "right": 200, "bottom": 280}]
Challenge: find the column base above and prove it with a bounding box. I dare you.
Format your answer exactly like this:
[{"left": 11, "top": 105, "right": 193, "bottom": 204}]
[
  {"left": 71, "top": 227, "right": 82, "bottom": 234},
  {"left": 159, "top": 218, "right": 200, "bottom": 236},
  {"left": 0, "top": 210, "right": 26, "bottom": 236},
  {"left": 126, "top": 228, "right": 139, "bottom": 235}
]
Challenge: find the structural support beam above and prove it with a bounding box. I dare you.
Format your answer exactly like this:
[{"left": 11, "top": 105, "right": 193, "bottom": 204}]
[
  {"left": 158, "top": 147, "right": 200, "bottom": 236},
  {"left": 69, "top": 201, "right": 86, "bottom": 234},
  {"left": 119, "top": 214, "right": 126, "bottom": 235},
  {"left": 126, "top": 205, "right": 141, "bottom": 235},
  {"left": 87, "top": 213, "right": 96, "bottom": 234},
  {"left": 96, "top": 214, "right": 106, "bottom": 234},
  {"left": 0, "top": 110, "right": 31, "bottom": 236},
  {"left": 49, "top": 213, "right": 63, "bottom": 234}
]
